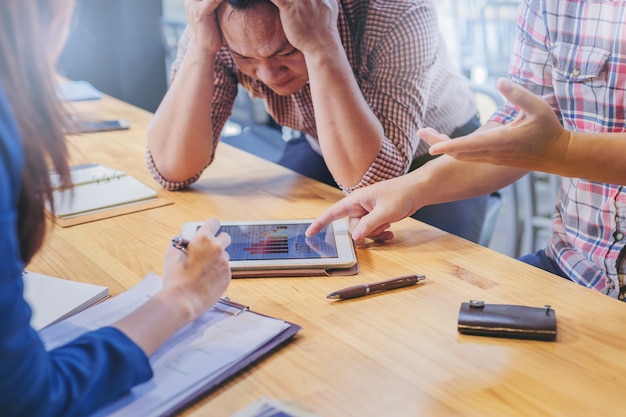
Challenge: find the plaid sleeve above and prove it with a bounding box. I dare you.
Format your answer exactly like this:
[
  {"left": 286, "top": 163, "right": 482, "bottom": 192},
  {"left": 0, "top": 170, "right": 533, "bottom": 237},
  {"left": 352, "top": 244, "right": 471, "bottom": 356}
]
[
  {"left": 489, "top": 0, "right": 560, "bottom": 125},
  {"left": 341, "top": 2, "right": 439, "bottom": 192}
]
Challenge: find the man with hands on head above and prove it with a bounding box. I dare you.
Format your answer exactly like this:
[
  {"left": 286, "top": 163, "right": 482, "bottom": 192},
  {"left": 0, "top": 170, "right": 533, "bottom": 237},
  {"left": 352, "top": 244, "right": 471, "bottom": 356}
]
[{"left": 147, "top": 0, "right": 489, "bottom": 243}]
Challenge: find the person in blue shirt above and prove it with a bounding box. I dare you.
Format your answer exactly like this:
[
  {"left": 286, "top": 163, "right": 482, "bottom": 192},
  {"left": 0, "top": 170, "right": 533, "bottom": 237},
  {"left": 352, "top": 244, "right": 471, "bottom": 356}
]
[{"left": 0, "top": 1, "right": 233, "bottom": 415}]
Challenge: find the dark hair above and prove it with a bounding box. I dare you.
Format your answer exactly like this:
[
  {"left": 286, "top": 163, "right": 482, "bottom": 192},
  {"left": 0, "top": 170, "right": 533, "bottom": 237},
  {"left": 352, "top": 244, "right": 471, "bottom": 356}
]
[
  {"left": 223, "top": 0, "right": 278, "bottom": 22},
  {"left": 227, "top": 0, "right": 271, "bottom": 9},
  {"left": 0, "top": 0, "right": 72, "bottom": 262}
]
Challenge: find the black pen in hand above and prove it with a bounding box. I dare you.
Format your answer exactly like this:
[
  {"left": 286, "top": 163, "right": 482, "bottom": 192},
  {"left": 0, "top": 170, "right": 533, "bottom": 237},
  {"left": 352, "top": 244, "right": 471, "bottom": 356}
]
[
  {"left": 326, "top": 274, "right": 426, "bottom": 300},
  {"left": 171, "top": 236, "right": 190, "bottom": 254}
]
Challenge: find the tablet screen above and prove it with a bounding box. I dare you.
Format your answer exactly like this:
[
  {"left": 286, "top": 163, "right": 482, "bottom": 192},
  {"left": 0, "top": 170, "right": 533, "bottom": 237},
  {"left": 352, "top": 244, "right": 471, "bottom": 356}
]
[
  {"left": 181, "top": 219, "right": 356, "bottom": 271},
  {"left": 203, "top": 222, "right": 338, "bottom": 261}
]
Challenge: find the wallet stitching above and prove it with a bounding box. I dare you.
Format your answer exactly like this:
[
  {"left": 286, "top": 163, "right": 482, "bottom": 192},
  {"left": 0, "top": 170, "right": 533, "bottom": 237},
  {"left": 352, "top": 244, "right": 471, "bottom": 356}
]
[{"left": 458, "top": 324, "right": 556, "bottom": 335}]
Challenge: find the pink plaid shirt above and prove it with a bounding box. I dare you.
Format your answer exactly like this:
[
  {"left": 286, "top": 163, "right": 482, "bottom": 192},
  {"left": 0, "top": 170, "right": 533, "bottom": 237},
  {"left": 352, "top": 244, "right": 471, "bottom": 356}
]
[
  {"left": 147, "top": 0, "right": 476, "bottom": 193},
  {"left": 490, "top": 0, "right": 626, "bottom": 299}
]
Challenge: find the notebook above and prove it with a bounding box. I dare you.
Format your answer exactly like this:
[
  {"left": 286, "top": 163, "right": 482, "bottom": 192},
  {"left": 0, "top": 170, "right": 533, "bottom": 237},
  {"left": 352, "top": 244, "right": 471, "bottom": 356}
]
[
  {"left": 47, "top": 163, "right": 172, "bottom": 227},
  {"left": 39, "top": 273, "right": 301, "bottom": 417},
  {"left": 22, "top": 270, "right": 109, "bottom": 331},
  {"left": 57, "top": 80, "right": 103, "bottom": 102}
]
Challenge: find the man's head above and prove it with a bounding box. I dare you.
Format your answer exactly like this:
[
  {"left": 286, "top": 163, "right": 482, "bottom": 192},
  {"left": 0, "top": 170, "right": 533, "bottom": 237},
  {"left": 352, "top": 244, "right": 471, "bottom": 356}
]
[{"left": 217, "top": 0, "right": 309, "bottom": 96}]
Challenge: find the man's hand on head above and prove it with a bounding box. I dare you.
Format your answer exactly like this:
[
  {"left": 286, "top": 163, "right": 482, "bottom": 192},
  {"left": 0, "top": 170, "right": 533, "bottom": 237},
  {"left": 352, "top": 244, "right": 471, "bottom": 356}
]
[
  {"left": 185, "top": 0, "right": 225, "bottom": 53},
  {"left": 268, "top": 0, "right": 340, "bottom": 55}
]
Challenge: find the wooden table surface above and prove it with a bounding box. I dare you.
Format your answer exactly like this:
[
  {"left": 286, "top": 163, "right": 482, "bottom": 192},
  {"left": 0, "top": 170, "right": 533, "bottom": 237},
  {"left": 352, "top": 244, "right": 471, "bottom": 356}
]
[{"left": 30, "top": 94, "right": 626, "bottom": 417}]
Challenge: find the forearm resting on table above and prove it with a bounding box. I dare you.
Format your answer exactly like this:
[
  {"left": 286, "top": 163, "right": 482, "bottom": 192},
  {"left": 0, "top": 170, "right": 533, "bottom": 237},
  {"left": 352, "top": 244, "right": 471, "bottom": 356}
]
[{"left": 147, "top": 46, "right": 216, "bottom": 182}]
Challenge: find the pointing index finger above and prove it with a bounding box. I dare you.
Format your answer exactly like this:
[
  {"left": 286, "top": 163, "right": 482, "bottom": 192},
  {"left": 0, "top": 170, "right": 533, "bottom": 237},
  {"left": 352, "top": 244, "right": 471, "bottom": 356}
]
[{"left": 305, "top": 204, "right": 351, "bottom": 237}]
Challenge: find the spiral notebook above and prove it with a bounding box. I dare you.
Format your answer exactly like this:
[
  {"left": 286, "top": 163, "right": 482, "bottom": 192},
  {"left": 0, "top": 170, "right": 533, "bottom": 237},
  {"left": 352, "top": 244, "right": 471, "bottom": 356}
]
[{"left": 47, "top": 164, "right": 172, "bottom": 227}]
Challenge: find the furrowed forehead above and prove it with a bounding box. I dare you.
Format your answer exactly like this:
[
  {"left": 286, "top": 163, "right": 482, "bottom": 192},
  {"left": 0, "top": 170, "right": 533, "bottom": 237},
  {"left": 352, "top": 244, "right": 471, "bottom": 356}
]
[{"left": 218, "top": 3, "right": 289, "bottom": 59}]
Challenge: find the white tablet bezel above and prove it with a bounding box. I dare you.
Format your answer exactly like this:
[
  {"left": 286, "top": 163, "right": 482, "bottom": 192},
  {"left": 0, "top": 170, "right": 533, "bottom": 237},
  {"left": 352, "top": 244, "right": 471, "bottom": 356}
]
[{"left": 180, "top": 219, "right": 356, "bottom": 271}]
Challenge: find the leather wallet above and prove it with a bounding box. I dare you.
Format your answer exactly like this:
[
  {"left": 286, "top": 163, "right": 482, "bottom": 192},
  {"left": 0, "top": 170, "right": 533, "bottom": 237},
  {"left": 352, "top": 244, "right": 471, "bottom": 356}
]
[{"left": 457, "top": 300, "right": 557, "bottom": 341}]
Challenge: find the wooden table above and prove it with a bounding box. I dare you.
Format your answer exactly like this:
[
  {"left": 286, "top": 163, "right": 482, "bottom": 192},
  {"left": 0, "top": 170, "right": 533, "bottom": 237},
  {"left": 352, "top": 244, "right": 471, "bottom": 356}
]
[{"left": 31, "top": 95, "right": 626, "bottom": 417}]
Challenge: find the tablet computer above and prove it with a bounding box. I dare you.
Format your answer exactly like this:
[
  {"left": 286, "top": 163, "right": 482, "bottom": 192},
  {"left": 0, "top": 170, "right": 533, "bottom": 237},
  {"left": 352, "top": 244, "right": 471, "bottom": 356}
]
[{"left": 180, "top": 219, "right": 357, "bottom": 276}]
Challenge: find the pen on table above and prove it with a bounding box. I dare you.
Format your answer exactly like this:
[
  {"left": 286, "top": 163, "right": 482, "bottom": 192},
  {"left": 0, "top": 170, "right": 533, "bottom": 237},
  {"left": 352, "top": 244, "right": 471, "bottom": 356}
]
[{"left": 326, "top": 274, "right": 426, "bottom": 300}]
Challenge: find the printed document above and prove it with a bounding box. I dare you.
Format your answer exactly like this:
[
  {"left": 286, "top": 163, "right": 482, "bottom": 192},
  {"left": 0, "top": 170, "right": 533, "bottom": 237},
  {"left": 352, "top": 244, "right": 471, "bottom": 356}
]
[{"left": 39, "top": 273, "right": 292, "bottom": 417}]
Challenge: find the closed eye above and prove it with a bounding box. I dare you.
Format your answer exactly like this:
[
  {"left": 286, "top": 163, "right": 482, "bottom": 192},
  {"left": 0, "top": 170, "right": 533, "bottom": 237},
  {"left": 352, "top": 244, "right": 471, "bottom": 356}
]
[{"left": 279, "top": 47, "right": 299, "bottom": 57}]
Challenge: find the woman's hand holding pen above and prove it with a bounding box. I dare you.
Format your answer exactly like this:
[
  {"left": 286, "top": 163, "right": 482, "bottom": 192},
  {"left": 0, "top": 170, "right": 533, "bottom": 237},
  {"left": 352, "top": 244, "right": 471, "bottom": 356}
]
[
  {"left": 161, "top": 217, "right": 232, "bottom": 322},
  {"left": 113, "top": 218, "right": 232, "bottom": 356}
]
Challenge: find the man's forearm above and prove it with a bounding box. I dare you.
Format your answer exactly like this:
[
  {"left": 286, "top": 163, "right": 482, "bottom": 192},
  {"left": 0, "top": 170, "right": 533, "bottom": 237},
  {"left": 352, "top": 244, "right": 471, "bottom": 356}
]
[
  {"left": 414, "top": 121, "right": 526, "bottom": 206},
  {"left": 411, "top": 155, "right": 525, "bottom": 209},
  {"left": 148, "top": 45, "right": 217, "bottom": 182},
  {"left": 305, "top": 44, "right": 385, "bottom": 188}
]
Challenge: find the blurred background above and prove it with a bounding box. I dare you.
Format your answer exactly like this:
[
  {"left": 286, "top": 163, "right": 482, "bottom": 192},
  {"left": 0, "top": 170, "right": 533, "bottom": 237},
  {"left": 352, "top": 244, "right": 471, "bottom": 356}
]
[{"left": 58, "top": 0, "right": 559, "bottom": 258}]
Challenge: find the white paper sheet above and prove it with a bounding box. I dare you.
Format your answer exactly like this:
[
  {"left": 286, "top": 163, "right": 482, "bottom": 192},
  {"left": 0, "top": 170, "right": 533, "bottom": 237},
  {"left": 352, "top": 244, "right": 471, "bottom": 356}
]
[{"left": 23, "top": 270, "right": 109, "bottom": 331}]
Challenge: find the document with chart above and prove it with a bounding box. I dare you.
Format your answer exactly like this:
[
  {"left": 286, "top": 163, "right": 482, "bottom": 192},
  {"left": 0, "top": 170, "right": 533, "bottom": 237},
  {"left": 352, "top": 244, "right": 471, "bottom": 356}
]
[{"left": 38, "top": 273, "right": 301, "bottom": 417}]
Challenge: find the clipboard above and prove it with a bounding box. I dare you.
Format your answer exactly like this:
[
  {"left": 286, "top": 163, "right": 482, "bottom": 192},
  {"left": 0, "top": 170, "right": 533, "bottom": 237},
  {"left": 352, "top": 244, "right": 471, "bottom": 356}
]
[
  {"left": 162, "top": 299, "right": 302, "bottom": 417},
  {"left": 39, "top": 273, "right": 302, "bottom": 417}
]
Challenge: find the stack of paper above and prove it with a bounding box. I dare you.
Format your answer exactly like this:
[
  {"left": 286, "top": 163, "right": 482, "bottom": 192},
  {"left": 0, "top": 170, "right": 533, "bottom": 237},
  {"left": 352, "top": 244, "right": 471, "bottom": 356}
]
[{"left": 22, "top": 270, "right": 109, "bottom": 331}]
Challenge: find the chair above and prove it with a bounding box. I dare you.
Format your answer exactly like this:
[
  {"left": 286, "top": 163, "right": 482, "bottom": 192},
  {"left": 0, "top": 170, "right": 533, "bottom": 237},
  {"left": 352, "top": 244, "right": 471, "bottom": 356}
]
[
  {"left": 221, "top": 124, "right": 287, "bottom": 164},
  {"left": 467, "top": 83, "right": 560, "bottom": 256},
  {"left": 477, "top": 192, "right": 504, "bottom": 247},
  {"left": 479, "top": 0, "right": 522, "bottom": 81},
  {"left": 228, "top": 85, "right": 272, "bottom": 129},
  {"left": 470, "top": 82, "right": 504, "bottom": 124},
  {"left": 221, "top": 85, "right": 286, "bottom": 163},
  {"left": 449, "top": 0, "right": 521, "bottom": 83},
  {"left": 469, "top": 83, "right": 506, "bottom": 248},
  {"left": 514, "top": 172, "right": 561, "bottom": 257}
]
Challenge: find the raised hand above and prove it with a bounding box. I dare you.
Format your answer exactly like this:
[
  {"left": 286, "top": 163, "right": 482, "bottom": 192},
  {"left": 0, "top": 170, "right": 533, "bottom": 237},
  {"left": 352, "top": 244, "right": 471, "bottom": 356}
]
[{"left": 420, "top": 78, "right": 570, "bottom": 172}]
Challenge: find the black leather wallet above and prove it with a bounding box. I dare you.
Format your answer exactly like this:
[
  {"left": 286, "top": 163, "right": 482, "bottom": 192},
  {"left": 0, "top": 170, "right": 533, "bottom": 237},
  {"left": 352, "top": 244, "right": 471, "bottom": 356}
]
[{"left": 457, "top": 300, "right": 557, "bottom": 341}]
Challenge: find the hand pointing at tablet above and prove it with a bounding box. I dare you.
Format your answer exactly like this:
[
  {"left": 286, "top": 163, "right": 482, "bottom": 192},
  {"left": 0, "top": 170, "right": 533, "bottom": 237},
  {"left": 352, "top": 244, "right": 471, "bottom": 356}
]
[{"left": 305, "top": 174, "right": 418, "bottom": 244}]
